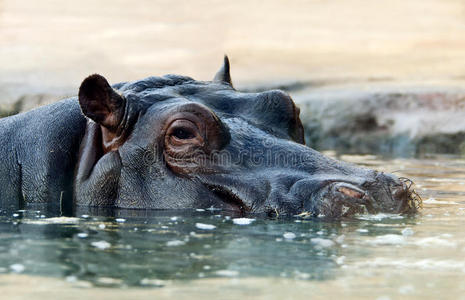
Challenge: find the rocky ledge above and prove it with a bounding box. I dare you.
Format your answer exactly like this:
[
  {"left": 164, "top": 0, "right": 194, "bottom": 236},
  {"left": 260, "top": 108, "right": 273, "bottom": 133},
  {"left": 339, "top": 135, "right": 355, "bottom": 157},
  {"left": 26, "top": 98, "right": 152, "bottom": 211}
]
[{"left": 292, "top": 82, "right": 465, "bottom": 156}]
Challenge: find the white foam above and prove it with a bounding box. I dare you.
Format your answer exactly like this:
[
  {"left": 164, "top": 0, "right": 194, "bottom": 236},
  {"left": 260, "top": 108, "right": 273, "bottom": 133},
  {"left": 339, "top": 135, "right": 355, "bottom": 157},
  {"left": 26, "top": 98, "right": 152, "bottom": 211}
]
[
  {"left": 357, "top": 213, "right": 404, "bottom": 221},
  {"left": 367, "top": 234, "right": 406, "bottom": 245},
  {"left": 401, "top": 228, "right": 414, "bottom": 236},
  {"left": 351, "top": 257, "right": 465, "bottom": 272},
  {"left": 413, "top": 236, "right": 457, "bottom": 248},
  {"left": 91, "top": 240, "right": 111, "bottom": 249},
  {"left": 77, "top": 232, "right": 88, "bottom": 238},
  {"left": 23, "top": 217, "right": 80, "bottom": 225},
  {"left": 215, "top": 270, "right": 239, "bottom": 277},
  {"left": 283, "top": 232, "right": 297, "bottom": 239},
  {"left": 140, "top": 278, "right": 166, "bottom": 287},
  {"left": 10, "top": 264, "right": 25, "bottom": 273},
  {"left": 336, "top": 256, "right": 345, "bottom": 265},
  {"left": 166, "top": 240, "right": 186, "bottom": 247},
  {"left": 195, "top": 223, "right": 216, "bottom": 230},
  {"left": 232, "top": 218, "right": 255, "bottom": 225},
  {"left": 311, "top": 238, "right": 335, "bottom": 248},
  {"left": 423, "top": 198, "right": 458, "bottom": 205}
]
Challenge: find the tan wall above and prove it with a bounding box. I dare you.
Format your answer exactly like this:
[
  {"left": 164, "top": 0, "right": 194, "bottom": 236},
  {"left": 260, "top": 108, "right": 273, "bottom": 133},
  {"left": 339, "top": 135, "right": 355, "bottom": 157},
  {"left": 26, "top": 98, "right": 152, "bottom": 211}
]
[{"left": 0, "top": 0, "right": 465, "bottom": 101}]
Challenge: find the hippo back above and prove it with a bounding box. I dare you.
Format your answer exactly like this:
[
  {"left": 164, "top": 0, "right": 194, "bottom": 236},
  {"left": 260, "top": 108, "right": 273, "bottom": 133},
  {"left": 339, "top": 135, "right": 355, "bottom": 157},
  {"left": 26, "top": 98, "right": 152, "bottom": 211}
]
[{"left": 0, "top": 98, "right": 86, "bottom": 212}]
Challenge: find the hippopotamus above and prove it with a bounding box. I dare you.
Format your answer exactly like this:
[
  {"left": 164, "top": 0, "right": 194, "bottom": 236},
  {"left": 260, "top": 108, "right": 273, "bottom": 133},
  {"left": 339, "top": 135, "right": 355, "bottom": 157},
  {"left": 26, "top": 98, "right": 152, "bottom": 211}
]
[{"left": 0, "top": 57, "right": 419, "bottom": 217}]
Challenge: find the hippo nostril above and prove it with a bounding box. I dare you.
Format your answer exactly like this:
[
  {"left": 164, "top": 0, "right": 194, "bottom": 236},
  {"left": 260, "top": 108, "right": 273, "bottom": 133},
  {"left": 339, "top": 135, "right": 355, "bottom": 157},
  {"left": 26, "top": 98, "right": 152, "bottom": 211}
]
[
  {"left": 338, "top": 186, "right": 364, "bottom": 199},
  {"left": 311, "top": 182, "right": 375, "bottom": 217},
  {"left": 333, "top": 183, "right": 367, "bottom": 201}
]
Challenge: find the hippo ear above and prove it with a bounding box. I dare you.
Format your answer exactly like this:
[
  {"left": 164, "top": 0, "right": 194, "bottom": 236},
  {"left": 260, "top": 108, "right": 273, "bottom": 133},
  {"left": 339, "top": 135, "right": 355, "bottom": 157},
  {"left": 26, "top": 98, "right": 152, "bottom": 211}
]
[
  {"left": 78, "top": 74, "right": 125, "bottom": 131},
  {"left": 213, "top": 55, "right": 233, "bottom": 87}
]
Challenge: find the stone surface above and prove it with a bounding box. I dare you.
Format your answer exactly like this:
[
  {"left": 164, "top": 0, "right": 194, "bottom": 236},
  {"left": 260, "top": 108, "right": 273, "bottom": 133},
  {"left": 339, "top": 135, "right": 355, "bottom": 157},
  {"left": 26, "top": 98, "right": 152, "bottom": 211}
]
[{"left": 291, "top": 81, "right": 465, "bottom": 156}]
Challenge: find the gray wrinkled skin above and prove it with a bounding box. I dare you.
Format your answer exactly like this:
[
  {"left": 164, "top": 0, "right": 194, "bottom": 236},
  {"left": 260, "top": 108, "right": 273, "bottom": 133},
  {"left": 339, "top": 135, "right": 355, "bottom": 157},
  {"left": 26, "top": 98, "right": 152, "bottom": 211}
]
[{"left": 0, "top": 57, "right": 418, "bottom": 217}]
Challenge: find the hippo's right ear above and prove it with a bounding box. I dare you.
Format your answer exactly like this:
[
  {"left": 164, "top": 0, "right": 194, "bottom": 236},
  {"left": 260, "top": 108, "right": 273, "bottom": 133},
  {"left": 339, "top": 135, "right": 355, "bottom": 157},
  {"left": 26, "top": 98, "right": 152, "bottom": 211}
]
[
  {"left": 78, "top": 74, "right": 125, "bottom": 131},
  {"left": 213, "top": 55, "right": 233, "bottom": 87}
]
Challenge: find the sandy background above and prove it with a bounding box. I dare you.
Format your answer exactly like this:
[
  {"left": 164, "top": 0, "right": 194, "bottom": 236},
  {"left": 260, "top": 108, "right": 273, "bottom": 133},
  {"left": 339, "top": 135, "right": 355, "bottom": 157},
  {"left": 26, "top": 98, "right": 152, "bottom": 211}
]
[{"left": 1, "top": 0, "right": 465, "bottom": 102}]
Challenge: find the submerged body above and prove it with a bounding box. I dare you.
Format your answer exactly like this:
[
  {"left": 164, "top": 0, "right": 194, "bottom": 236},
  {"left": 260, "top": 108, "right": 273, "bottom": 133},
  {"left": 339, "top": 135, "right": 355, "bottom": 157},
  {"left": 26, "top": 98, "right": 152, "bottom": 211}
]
[{"left": 0, "top": 57, "right": 419, "bottom": 216}]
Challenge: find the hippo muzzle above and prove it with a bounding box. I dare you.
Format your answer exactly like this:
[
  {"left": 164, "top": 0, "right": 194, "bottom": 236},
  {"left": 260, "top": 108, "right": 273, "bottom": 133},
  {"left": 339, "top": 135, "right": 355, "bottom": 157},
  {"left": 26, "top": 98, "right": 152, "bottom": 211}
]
[
  {"left": 198, "top": 144, "right": 420, "bottom": 218},
  {"left": 304, "top": 174, "right": 419, "bottom": 218}
]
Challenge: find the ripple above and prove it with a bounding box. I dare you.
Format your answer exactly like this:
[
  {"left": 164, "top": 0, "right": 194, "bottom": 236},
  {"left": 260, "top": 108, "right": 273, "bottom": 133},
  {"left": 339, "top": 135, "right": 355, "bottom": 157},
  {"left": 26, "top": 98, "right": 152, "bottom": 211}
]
[{"left": 350, "top": 258, "right": 465, "bottom": 272}]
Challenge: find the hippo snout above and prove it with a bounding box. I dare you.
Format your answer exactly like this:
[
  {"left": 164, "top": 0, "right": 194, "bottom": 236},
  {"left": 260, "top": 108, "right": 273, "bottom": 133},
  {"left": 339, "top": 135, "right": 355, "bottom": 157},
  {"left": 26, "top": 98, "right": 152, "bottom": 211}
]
[{"left": 304, "top": 174, "right": 421, "bottom": 218}]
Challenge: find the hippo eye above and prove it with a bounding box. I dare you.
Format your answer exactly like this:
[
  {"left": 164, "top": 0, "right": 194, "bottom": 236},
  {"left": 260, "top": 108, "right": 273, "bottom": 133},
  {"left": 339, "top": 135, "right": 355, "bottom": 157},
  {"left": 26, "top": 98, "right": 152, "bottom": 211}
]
[
  {"left": 163, "top": 104, "right": 229, "bottom": 175},
  {"left": 171, "top": 127, "right": 196, "bottom": 140},
  {"left": 165, "top": 119, "right": 204, "bottom": 148}
]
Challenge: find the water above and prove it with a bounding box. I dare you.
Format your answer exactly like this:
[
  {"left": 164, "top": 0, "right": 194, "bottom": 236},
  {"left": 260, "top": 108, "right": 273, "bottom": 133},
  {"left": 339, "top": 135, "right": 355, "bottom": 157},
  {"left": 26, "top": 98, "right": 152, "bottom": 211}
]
[{"left": 0, "top": 154, "right": 464, "bottom": 299}]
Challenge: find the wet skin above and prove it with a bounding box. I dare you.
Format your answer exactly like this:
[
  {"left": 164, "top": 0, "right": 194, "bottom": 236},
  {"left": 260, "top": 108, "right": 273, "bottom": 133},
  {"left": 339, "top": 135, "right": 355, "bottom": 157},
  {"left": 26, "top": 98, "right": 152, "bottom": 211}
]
[{"left": 0, "top": 57, "right": 419, "bottom": 217}]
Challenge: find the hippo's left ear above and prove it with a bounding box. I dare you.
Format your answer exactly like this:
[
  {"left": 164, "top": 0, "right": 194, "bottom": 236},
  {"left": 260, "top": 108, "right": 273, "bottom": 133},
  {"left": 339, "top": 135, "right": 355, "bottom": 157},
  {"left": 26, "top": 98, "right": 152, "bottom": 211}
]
[
  {"left": 213, "top": 55, "right": 233, "bottom": 87},
  {"left": 78, "top": 74, "right": 125, "bottom": 132}
]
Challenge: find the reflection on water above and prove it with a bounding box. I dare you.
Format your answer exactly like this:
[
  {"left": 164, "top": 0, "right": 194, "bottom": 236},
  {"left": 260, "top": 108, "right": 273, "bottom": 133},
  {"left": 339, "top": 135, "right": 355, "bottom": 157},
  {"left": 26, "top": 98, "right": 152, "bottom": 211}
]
[
  {"left": 0, "top": 154, "right": 464, "bottom": 298},
  {"left": 0, "top": 209, "right": 343, "bottom": 286}
]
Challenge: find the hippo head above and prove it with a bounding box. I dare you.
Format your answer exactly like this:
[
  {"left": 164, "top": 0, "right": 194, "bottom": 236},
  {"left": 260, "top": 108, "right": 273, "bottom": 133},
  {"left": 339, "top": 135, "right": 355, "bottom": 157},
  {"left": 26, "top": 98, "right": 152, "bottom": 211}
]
[{"left": 75, "top": 57, "right": 420, "bottom": 217}]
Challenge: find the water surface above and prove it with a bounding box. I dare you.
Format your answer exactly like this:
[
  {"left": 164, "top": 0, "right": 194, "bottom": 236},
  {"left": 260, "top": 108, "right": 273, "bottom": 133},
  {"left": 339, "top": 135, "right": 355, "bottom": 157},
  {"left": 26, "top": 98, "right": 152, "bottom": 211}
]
[{"left": 0, "top": 154, "right": 464, "bottom": 299}]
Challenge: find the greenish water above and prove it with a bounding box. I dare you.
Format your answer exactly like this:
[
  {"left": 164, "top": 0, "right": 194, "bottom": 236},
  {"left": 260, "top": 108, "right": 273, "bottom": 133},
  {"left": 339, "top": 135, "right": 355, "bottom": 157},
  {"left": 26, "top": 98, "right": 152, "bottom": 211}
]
[
  {"left": 0, "top": 154, "right": 464, "bottom": 299},
  {"left": 0, "top": 210, "right": 344, "bottom": 286}
]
